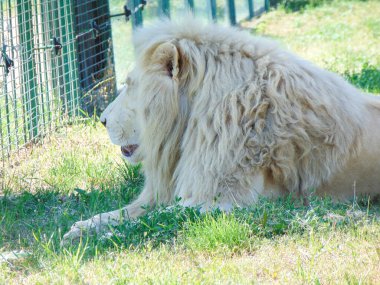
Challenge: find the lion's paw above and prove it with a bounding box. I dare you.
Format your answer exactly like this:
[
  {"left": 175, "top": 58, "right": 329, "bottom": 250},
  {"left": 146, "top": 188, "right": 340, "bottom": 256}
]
[{"left": 61, "top": 217, "right": 101, "bottom": 246}]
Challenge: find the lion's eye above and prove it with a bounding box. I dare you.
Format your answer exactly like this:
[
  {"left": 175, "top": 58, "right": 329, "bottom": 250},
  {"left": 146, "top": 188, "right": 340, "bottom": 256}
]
[{"left": 126, "top": 77, "right": 136, "bottom": 88}]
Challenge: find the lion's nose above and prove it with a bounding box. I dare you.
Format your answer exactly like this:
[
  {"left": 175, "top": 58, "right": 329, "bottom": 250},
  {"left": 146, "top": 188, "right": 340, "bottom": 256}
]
[{"left": 101, "top": 118, "right": 106, "bottom": 127}]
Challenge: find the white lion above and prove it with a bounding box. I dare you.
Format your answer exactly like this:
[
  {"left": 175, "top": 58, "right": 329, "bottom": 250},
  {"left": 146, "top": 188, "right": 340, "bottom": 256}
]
[{"left": 63, "top": 18, "right": 380, "bottom": 243}]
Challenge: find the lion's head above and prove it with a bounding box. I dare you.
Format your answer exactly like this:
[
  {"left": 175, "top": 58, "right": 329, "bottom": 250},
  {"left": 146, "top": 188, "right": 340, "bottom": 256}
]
[{"left": 100, "top": 72, "right": 142, "bottom": 165}]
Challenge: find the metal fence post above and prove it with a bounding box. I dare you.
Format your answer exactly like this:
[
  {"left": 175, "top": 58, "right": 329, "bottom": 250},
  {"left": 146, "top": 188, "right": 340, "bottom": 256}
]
[
  {"left": 16, "top": 0, "right": 39, "bottom": 140},
  {"left": 227, "top": 0, "right": 236, "bottom": 26},
  {"left": 187, "top": 0, "right": 195, "bottom": 12},
  {"left": 59, "top": 0, "right": 73, "bottom": 119},
  {"left": 207, "top": 0, "right": 217, "bottom": 22},
  {"left": 51, "top": 0, "right": 65, "bottom": 125},
  {"left": 130, "top": 0, "right": 143, "bottom": 28},
  {"left": 248, "top": 0, "right": 254, "bottom": 18},
  {"left": 265, "top": 0, "right": 270, "bottom": 12},
  {"left": 160, "top": 0, "right": 170, "bottom": 18},
  {"left": 105, "top": 0, "right": 117, "bottom": 104},
  {"left": 67, "top": 1, "right": 81, "bottom": 118},
  {"left": 32, "top": 0, "right": 47, "bottom": 135},
  {"left": 60, "top": 0, "right": 81, "bottom": 119},
  {"left": 0, "top": 2, "right": 12, "bottom": 152},
  {"left": 39, "top": 0, "right": 53, "bottom": 128},
  {"left": 7, "top": 0, "right": 22, "bottom": 148}
]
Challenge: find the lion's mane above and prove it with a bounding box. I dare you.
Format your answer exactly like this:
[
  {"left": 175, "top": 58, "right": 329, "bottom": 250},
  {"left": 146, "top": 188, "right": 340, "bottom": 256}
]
[{"left": 132, "top": 19, "right": 371, "bottom": 207}]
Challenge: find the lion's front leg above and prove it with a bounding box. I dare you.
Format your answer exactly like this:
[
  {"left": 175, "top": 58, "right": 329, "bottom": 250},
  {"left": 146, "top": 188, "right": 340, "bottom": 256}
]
[
  {"left": 61, "top": 190, "right": 152, "bottom": 245},
  {"left": 61, "top": 209, "right": 127, "bottom": 245}
]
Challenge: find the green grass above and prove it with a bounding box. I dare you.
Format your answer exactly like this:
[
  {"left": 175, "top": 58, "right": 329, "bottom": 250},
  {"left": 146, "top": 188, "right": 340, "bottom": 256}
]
[
  {"left": 1, "top": 194, "right": 379, "bottom": 283},
  {"left": 1, "top": 1, "right": 380, "bottom": 284},
  {"left": 249, "top": 0, "right": 380, "bottom": 93},
  {"left": 183, "top": 213, "right": 253, "bottom": 253}
]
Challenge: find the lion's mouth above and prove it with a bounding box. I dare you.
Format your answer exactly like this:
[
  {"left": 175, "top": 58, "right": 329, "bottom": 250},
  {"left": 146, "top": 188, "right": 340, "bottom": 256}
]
[{"left": 121, "top": 144, "right": 139, "bottom": 157}]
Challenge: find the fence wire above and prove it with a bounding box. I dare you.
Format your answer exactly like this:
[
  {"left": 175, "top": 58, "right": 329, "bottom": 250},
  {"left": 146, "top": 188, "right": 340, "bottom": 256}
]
[{"left": 0, "top": 0, "right": 116, "bottom": 165}]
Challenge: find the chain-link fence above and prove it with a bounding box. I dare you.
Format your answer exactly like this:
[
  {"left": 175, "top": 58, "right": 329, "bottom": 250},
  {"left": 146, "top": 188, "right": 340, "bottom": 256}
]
[
  {"left": 1, "top": 0, "right": 268, "bottom": 165},
  {"left": 0, "top": 0, "right": 116, "bottom": 164}
]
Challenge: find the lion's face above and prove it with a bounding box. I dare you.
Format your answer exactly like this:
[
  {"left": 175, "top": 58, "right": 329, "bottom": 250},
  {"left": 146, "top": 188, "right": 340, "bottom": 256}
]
[{"left": 100, "top": 73, "right": 142, "bottom": 164}]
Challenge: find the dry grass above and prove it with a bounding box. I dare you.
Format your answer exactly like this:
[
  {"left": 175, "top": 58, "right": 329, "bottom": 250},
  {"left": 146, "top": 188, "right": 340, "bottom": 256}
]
[
  {"left": 1, "top": 1, "right": 380, "bottom": 284},
  {"left": 1, "top": 228, "right": 379, "bottom": 284},
  {"left": 1, "top": 122, "right": 123, "bottom": 194}
]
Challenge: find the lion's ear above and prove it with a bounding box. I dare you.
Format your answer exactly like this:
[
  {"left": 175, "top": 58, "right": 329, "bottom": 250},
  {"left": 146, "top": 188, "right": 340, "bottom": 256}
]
[{"left": 151, "top": 42, "right": 179, "bottom": 79}]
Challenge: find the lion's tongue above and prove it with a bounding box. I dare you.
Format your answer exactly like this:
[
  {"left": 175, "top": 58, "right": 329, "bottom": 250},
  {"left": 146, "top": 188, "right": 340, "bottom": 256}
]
[{"left": 121, "top": 145, "right": 138, "bottom": 157}]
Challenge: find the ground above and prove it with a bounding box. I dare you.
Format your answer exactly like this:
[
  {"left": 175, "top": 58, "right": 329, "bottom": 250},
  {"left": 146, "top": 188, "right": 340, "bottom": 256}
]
[{"left": 1, "top": 1, "right": 380, "bottom": 284}]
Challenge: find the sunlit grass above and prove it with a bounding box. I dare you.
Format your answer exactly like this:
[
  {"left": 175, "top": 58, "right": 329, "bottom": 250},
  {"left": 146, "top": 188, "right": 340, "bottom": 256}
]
[
  {"left": 182, "top": 213, "right": 255, "bottom": 253},
  {"left": 2, "top": 120, "right": 123, "bottom": 194},
  {"left": 1, "top": 1, "right": 380, "bottom": 284},
  {"left": 249, "top": 0, "right": 380, "bottom": 93}
]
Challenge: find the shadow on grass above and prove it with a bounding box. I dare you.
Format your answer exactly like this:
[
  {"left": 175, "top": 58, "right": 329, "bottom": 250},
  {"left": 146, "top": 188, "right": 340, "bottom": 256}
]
[
  {"left": 90, "top": 195, "right": 380, "bottom": 251},
  {"left": 0, "top": 163, "right": 143, "bottom": 252}
]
